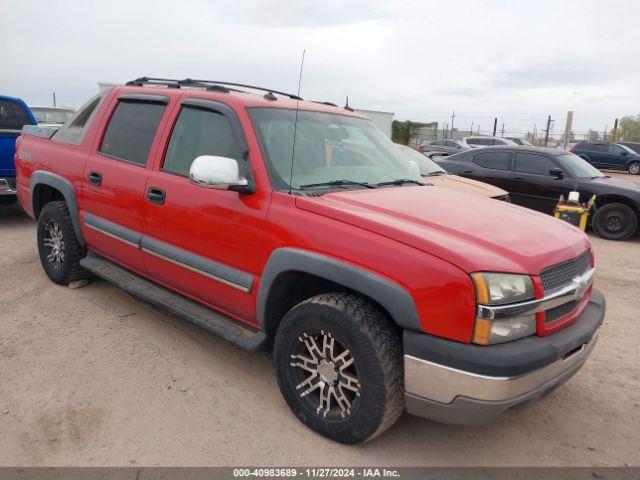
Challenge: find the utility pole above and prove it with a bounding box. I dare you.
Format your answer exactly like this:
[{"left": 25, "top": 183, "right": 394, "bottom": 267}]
[
  {"left": 563, "top": 111, "right": 574, "bottom": 149},
  {"left": 470, "top": 122, "right": 474, "bottom": 136},
  {"left": 611, "top": 118, "right": 619, "bottom": 142},
  {"left": 477, "top": 124, "right": 480, "bottom": 135},
  {"left": 543, "top": 115, "right": 552, "bottom": 147},
  {"left": 52, "top": 92, "right": 57, "bottom": 107},
  {"left": 492, "top": 118, "right": 497, "bottom": 137},
  {"left": 450, "top": 111, "right": 455, "bottom": 139},
  {"left": 501, "top": 123, "right": 505, "bottom": 137},
  {"left": 603, "top": 124, "right": 608, "bottom": 142}
]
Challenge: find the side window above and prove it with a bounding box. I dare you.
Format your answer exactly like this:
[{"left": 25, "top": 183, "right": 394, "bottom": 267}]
[
  {"left": 433, "top": 140, "right": 446, "bottom": 146},
  {"left": 514, "top": 153, "right": 555, "bottom": 175},
  {"left": 99, "top": 100, "right": 166, "bottom": 166},
  {"left": 163, "top": 105, "right": 244, "bottom": 176},
  {"left": 473, "top": 152, "right": 511, "bottom": 170},
  {"left": 445, "top": 140, "right": 458, "bottom": 147},
  {"left": 0, "top": 100, "right": 31, "bottom": 130},
  {"left": 608, "top": 145, "right": 623, "bottom": 155},
  {"left": 591, "top": 144, "right": 608, "bottom": 153}
]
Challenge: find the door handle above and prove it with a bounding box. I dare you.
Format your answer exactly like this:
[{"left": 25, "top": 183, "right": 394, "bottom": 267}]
[
  {"left": 88, "top": 171, "right": 102, "bottom": 186},
  {"left": 513, "top": 176, "right": 524, "bottom": 180},
  {"left": 147, "top": 187, "right": 166, "bottom": 205}
]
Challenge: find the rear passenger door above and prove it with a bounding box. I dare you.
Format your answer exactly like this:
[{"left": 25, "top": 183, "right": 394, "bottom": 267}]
[
  {"left": 508, "top": 152, "right": 574, "bottom": 214},
  {"left": 141, "top": 97, "right": 269, "bottom": 322},
  {"left": 81, "top": 94, "right": 169, "bottom": 273},
  {"left": 459, "top": 150, "right": 512, "bottom": 191}
]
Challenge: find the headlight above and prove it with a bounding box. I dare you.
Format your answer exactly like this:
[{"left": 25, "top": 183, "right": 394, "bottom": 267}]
[
  {"left": 471, "top": 272, "right": 534, "bottom": 305},
  {"left": 471, "top": 272, "right": 536, "bottom": 345}
]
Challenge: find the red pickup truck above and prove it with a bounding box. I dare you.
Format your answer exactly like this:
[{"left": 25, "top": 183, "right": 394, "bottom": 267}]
[{"left": 15, "top": 77, "right": 605, "bottom": 443}]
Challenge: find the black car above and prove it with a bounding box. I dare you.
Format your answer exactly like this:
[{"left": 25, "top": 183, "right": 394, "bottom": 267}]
[{"left": 436, "top": 146, "right": 640, "bottom": 240}]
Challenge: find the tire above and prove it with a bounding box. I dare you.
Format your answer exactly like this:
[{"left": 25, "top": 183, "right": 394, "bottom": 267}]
[
  {"left": 274, "top": 293, "right": 404, "bottom": 444},
  {"left": 37, "top": 201, "right": 89, "bottom": 285},
  {"left": 0, "top": 196, "right": 17, "bottom": 206},
  {"left": 592, "top": 203, "right": 638, "bottom": 241},
  {"left": 628, "top": 162, "right": 640, "bottom": 175}
]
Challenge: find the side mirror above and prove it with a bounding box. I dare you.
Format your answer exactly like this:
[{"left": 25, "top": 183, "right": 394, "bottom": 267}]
[
  {"left": 189, "top": 155, "right": 251, "bottom": 193},
  {"left": 407, "top": 160, "right": 422, "bottom": 177},
  {"left": 549, "top": 167, "right": 564, "bottom": 178}
]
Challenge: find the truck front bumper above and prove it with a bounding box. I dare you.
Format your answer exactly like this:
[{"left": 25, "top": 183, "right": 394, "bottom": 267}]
[
  {"left": 0, "top": 177, "right": 17, "bottom": 196},
  {"left": 404, "top": 289, "right": 605, "bottom": 425}
]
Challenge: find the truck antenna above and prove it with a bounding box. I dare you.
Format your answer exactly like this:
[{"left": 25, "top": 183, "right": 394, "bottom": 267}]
[{"left": 288, "top": 49, "right": 306, "bottom": 195}]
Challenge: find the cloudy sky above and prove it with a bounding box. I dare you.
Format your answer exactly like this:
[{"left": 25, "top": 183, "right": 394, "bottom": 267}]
[{"left": 2, "top": 0, "right": 639, "bottom": 137}]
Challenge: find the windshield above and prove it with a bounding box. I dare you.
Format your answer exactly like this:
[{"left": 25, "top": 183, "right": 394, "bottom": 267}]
[
  {"left": 249, "top": 108, "right": 423, "bottom": 190},
  {"left": 32, "top": 108, "right": 74, "bottom": 124},
  {"left": 619, "top": 144, "right": 637, "bottom": 155},
  {"left": 556, "top": 153, "right": 604, "bottom": 178},
  {"left": 396, "top": 144, "right": 446, "bottom": 175}
]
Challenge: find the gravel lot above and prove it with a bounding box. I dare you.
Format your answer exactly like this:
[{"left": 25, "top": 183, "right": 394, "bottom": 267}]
[{"left": 1, "top": 172, "right": 639, "bottom": 467}]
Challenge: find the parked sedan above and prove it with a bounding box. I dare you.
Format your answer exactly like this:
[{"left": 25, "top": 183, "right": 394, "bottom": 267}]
[
  {"left": 419, "top": 139, "right": 470, "bottom": 157},
  {"left": 436, "top": 146, "right": 640, "bottom": 240},
  {"left": 396, "top": 144, "right": 509, "bottom": 200},
  {"left": 571, "top": 141, "right": 640, "bottom": 175},
  {"left": 505, "top": 137, "right": 533, "bottom": 146}
]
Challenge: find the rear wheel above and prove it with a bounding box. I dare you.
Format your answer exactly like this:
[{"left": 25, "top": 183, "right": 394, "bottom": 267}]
[
  {"left": 37, "top": 201, "right": 89, "bottom": 284},
  {"left": 274, "top": 293, "right": 404, "bottom": 444},
  {"left": 592, "top": 203, "right": 637, "bottom": 241},
  {"left": 628, "top": 162, "right": 640, "bottom": 175}
]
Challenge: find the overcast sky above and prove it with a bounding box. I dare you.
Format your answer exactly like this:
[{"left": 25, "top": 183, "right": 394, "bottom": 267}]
[{"left": 2, "top": 0, "right": 639, "bottom": 136}]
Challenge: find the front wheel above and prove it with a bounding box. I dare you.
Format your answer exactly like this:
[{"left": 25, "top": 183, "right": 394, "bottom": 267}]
[
  {"left": 592, "top": 203, "right": 638, "bottom": 241},
  {"left": 274, "top": 293, "right": 404, "bottom": 444},
  {"left": 628, "top": 162, "right": 640, "bottom": 175}
]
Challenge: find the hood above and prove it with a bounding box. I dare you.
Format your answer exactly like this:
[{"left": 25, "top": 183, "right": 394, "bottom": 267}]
[
  {"left": 587, "top": 175, "right": 640, "bottom": 195},
  {"left": 425, "top": 174, "right": 508, "bottom": 198},
  {"left": 296, "top": 186, "right": 590, "bottom": 274}
]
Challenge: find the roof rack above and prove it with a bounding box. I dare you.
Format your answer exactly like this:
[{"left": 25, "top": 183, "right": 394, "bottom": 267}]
[{"left": 126, "top": 77, "right": 303, "bottom": 100}]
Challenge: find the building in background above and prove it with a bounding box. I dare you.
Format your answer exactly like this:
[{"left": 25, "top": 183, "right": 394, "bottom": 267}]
[{"left": 356, "top": 109, "right": 394, "bottom": 138}]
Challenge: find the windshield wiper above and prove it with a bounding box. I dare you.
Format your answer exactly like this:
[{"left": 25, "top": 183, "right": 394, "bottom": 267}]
[
  {"left": 298, "top": 180, "right": 376, "bottom": 190},
  {"left": 376, "top": 178, "right": 425, "bottom": 187}
]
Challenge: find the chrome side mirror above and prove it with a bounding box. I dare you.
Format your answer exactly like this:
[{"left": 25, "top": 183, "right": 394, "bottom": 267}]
[{"left": 189, "top": 155, "right": 250, "bottom": 192}]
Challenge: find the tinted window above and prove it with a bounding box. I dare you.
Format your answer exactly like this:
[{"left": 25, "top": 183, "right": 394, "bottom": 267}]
[
  {"left": 515, "top": 153, "right": 556, "bottom": 175},
  {"left": 591, "top": 144, "right": 608, "bottom": 153},
  {"left": 473, "top": 152, "right": 510, "bottom": 170},
  {"left": 100, "top": 101, "right": 166, "bottom": 165},
  {"left": 163, "top": 106, "right": 244, "bottom": 176},
  {"left": 445, "top": 140, "right": 459, "bottom": 147},
  {"left": 608, "top": 145, "right": 625, "bottom": 155},
  {"left": 432, "top": 140, "right": 446, "bottom": 146},
  {"left": 0, "top": 100, "right": 31, "bottom": 130}
]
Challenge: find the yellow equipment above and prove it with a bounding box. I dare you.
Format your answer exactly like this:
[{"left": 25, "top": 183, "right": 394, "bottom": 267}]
[{"left": 554, "top": 195, "right": 596, "bottom": 231}]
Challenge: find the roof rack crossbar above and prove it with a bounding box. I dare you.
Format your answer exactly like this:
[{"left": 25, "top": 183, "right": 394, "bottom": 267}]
[{"left": 126, "top": 77, "right": 302, "bottom": 100}]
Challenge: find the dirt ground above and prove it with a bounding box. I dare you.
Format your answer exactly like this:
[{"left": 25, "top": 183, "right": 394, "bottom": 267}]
[{"left": 1, "top": 172, "right": 639, "bottom": 467}]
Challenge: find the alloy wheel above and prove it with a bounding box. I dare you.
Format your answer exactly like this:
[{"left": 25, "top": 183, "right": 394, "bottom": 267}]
[
  {"left": 43, "top": 219, "right": 65, "bottom": 270},
  {"left": 289, "top": 330, "right": 361, "bottom": 419}
]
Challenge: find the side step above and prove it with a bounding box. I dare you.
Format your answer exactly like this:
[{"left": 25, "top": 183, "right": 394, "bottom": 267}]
[{"left": 80, "top": 252, "right": 267, "bottom": 351}]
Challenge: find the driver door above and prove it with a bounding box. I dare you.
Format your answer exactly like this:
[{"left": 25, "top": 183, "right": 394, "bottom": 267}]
[{"left": 508, "top": 152, "right": 574, "bottom": 214}]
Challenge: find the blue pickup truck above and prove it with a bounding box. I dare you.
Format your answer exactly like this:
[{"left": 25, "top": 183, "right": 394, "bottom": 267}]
[{"left": 0, "top": 95, "right": 37, "bottom": 205}]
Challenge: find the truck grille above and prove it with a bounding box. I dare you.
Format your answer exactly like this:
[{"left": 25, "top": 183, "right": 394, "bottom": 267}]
[
  {"left": 539, "top": 251, "right": 591, "bottom": 294},
  {"left": 545, "top": 300, "right": 578, "bottom": 324}
]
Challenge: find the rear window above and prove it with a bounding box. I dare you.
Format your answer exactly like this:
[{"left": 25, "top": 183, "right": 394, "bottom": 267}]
[
  {"left": 0, "top": 100, "right": 31, "bottom": 130},
  {"left": 472, "top": 151, "right": 510, "bottom": 170},
  {"left": 467, "top": 138, "right": 494, "bottom": 145},
  {"left": 99, "top": 100, "right": 166, "bottom": 166}
]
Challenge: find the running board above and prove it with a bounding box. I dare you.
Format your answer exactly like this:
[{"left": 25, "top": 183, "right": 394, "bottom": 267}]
[{"left": 80, "top": 252, "right": 267, "bottom": 351}]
